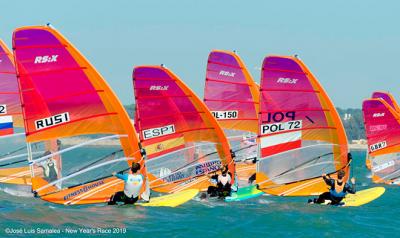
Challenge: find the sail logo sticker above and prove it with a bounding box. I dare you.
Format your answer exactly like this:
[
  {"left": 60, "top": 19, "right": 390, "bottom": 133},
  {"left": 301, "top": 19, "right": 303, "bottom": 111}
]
[
  {"left": 163, "top": 171, "right": 185, "bottom": 183},
  {"left": 63, "top": 180, "right": 105, "bottom": 201},
  {"left": 277, "top": 77, "right": 298, "bottom": 84},
  {"left": 369, "top": 124, "right": 387, "bottom": 132},
  {"left": 373, "top": 113, "right": 385, "bottom": 118},
  {"left": 219, "top": 70, "right": 236, "bottom": 77},
  {"left": 211, "top": 110, "right": 238, "bottom": 119},
  {"left": 195, "top": 160, "right": 221, "bottom": 175},
  {"left": 260, "top": 120, "right": 302, "bottom": 135},
  {"left": 0, "top": 104, "right": 7, "bottom": 114},
  {"left": 35, "top": 112, "right": 70, "bottom": 130},
  {"left": 149, "top": 85, "right": 169, "bottom": 91},
  {"left": 143, "top": 124, "right": 175, "bottom": 139},
  {"left": 369, "top": 141, "right": 387, "bottom": 152},
  {"left": 372, "top": 160, "right": 395, "bottom": 173},
  {"left": 34, "top": 55, "right": 58, "bottom": 64}
]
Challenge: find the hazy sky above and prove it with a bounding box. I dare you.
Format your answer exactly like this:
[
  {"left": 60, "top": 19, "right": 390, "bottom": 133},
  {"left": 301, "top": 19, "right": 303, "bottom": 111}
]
[{"left": 2, "top": 0, "right": 399, "bottom": 108}]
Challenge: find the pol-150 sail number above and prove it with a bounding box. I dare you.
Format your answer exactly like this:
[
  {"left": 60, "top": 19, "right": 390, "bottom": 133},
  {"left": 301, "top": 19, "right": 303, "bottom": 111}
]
[{"left": 211, "top": 110, "right": 238, "bottom": 119}]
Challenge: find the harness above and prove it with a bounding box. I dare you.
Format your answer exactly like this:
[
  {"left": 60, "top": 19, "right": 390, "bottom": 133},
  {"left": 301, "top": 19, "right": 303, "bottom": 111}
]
[
  {"left": 218, "top": 174, "right": 231, "bottom": 186},
  {"left": 329, "top": 180, "right": 346, "bottom": 198}
]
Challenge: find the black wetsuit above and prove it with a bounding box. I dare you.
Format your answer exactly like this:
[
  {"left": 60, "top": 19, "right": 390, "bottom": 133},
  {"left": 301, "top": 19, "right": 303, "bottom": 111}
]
[
  {"left": 207, "top": 172, "right": 232, "bottom": 198},
  {"left": 47, "top": 162, "right": 58, "bottom": 182},
  {"left": 108, "top": 191, "right": 138, "bottom": 205},
  {"left": 248, "top": 173, "right": 256, "bottom": 184},
  {"left": 315, "top": 177, "right": 356, "bottom": 205}
]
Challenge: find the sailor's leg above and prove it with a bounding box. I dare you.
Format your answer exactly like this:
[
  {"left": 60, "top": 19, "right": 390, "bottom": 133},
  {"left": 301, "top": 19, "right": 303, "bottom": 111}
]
[
  {"left": 248, "top": 173, "right": 256, "bottom": 184},
  {"left": 330, "top": 196, "right": 344, "bottom": 205},
  {"left": 220, "top": 189, "right": 231, "bottom": 198},
  {"left": 108, "top": 191, "right": 125, "bottom": 205},
  {"left": 125, "top": 196, "right": 139, "bottom": 205},
  {"left": 315, "top": 192, "right": 331, "bottom": 204},
  {"left": 207, "top": 186, "right": 218, "bottom": 197}
]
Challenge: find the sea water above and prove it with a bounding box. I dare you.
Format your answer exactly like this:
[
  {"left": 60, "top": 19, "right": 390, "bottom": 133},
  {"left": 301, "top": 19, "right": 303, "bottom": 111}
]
[{"left": 0, "top": 150, "right": 397, "bottom": 237}]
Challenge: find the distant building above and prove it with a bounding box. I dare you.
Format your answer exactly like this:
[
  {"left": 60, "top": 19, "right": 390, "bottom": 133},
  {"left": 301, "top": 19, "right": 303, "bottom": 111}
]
[
  {"left": 343, "top": 113, "right": 352, "bottom": 121},
  {"left": 351, "top": 139, "right": 367, "bottom": 145}
]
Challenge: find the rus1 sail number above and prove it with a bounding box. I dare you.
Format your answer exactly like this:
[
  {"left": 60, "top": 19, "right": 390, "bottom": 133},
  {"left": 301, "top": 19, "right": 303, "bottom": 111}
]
[
  {"left": 211, "top": 110, "right": 238, "bottom": 119},
  {"left": 35, "top": 112, "right": 70, "bottom": 130}
]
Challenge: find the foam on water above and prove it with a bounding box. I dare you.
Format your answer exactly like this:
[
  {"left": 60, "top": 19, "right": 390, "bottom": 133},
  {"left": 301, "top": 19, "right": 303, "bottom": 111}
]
[{"left": 1, "top": 186, "right": 32, "bottom": 198}]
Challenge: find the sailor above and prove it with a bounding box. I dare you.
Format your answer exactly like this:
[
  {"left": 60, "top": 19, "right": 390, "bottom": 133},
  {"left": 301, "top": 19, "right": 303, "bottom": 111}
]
[
  {"left": 206, "top": 165, "right": 233, "bottom": 198},
  {"left": 310, "top": 169, "right": 356, "bottom": 205},
  {"left": 248, "top": 173, "right": 256, "bottom": 184},
  {"left": 39, "top": 151, "right": 58, "bottom": 182},
  {"left": 108, "top": 162, "right": 144, "bottom": 205}
]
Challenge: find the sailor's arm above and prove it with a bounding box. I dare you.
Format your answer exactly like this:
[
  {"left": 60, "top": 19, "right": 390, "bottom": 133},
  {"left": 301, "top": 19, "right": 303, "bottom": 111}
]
[
  {"left": 346, "top": 177, "right": 356, "bottom": 194},
  {"left": 206, "top": 172, "right": 218, "bottom": 180},
  {"left": 112, "top": 172, "right": 128, "bottom": 181},
  {"left": 322, "top": 174, "right": 333, "bottom": 186}
]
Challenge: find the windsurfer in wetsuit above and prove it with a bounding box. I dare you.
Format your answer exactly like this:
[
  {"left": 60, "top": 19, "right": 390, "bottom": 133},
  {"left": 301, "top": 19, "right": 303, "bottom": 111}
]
[
  {"left": 39, "top": 151, "right": 58, "bottom": 182},
  {"left": 206, "top": 165, "right": 233, "bottom": 198},
  {"left": 310, "top": 169, "right": 356, "bottom": 205},
  {"left": 108, "top": 162, "right": 144, "bottom": 205}
]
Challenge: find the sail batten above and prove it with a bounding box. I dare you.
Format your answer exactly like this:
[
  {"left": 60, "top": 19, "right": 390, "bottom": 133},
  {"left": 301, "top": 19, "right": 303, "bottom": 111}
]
[{"left": 206, "top": 78, "right": 252, "bottom": 86}]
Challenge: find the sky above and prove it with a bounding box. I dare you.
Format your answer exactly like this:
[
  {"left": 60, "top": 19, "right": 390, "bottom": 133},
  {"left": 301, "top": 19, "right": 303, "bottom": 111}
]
[{"left": 2, "top": 0, "right": 400, "bottom": 108}]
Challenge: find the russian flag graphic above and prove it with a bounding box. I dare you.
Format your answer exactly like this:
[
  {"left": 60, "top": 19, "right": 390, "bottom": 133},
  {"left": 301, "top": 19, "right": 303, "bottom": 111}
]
[{"left": 0, "top": 116, "right": 13, "bottom": 136}]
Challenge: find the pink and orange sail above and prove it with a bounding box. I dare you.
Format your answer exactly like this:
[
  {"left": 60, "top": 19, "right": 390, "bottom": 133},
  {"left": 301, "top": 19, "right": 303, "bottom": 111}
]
[
  {"left": 256, "top": 55, "right": 349, "bottom": 196},
  {"left": 13, "top": 25, "right": 145, "bottom": 204},
  {"left": 204, "top": 50, "right": 259, "bottom": 133},
  {"left": 203, "top": 50, "right": 259, "bottom": 181},
  {"left": 0, "top": 40, "right": 23, "bottom": 132},
  {"left": 134, "top": 65, "right": 234, "bottom": 193},
  {"left": 362, "top": 93, "right": 400, "bottom": 184},
  {"left": 364, "top": 91, "right": 400, "bottom": 170},
  {"left": 0, "top": 39, "right": 31, "bottom": 185}
]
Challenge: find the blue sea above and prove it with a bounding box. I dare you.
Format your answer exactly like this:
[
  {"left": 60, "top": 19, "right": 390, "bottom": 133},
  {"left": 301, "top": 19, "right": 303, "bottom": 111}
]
[{"left": 0, "top": 149, "right": 397, "bottom": 237}]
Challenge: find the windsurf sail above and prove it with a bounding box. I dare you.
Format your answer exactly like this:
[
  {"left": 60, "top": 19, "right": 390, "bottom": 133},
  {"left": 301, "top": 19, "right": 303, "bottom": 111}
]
[
  {"left": 256, "top": 55, "right": 349, "bottom": 196},
  {"left": 134, "top": 65, "right": 234, "bottom": 193},
  {"left": 13, "top": 25, "right": 145, "bottom": 204},
  {"left": 365, "top": 91, "right": 400, "bottom": 169},
  {"left": 0, "top": 39, "right": 30, "bottom": 185},
  {"left": 362, "top": 98, "right": 400, "bottom": 184},
  {"left": 203, "top": 50, "right": 259, "bottom": 181}
]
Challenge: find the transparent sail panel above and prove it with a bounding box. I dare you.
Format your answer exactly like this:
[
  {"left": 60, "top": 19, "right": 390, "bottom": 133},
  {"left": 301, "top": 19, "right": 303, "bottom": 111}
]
[
  {"left": 258, "top": 142, "right": 339, "bottom": 184},
  {"left": 371, "top": 153, "right": 400, "bottom": 182},
  {"left": 0, "top": 132, "right": 29, "bottom": 167},
  {"left": 30, "top": 134, "right": 130, "bottom": 192},
  {"left": 226, "top": 129, "right": 257, "bottom": 162}
]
